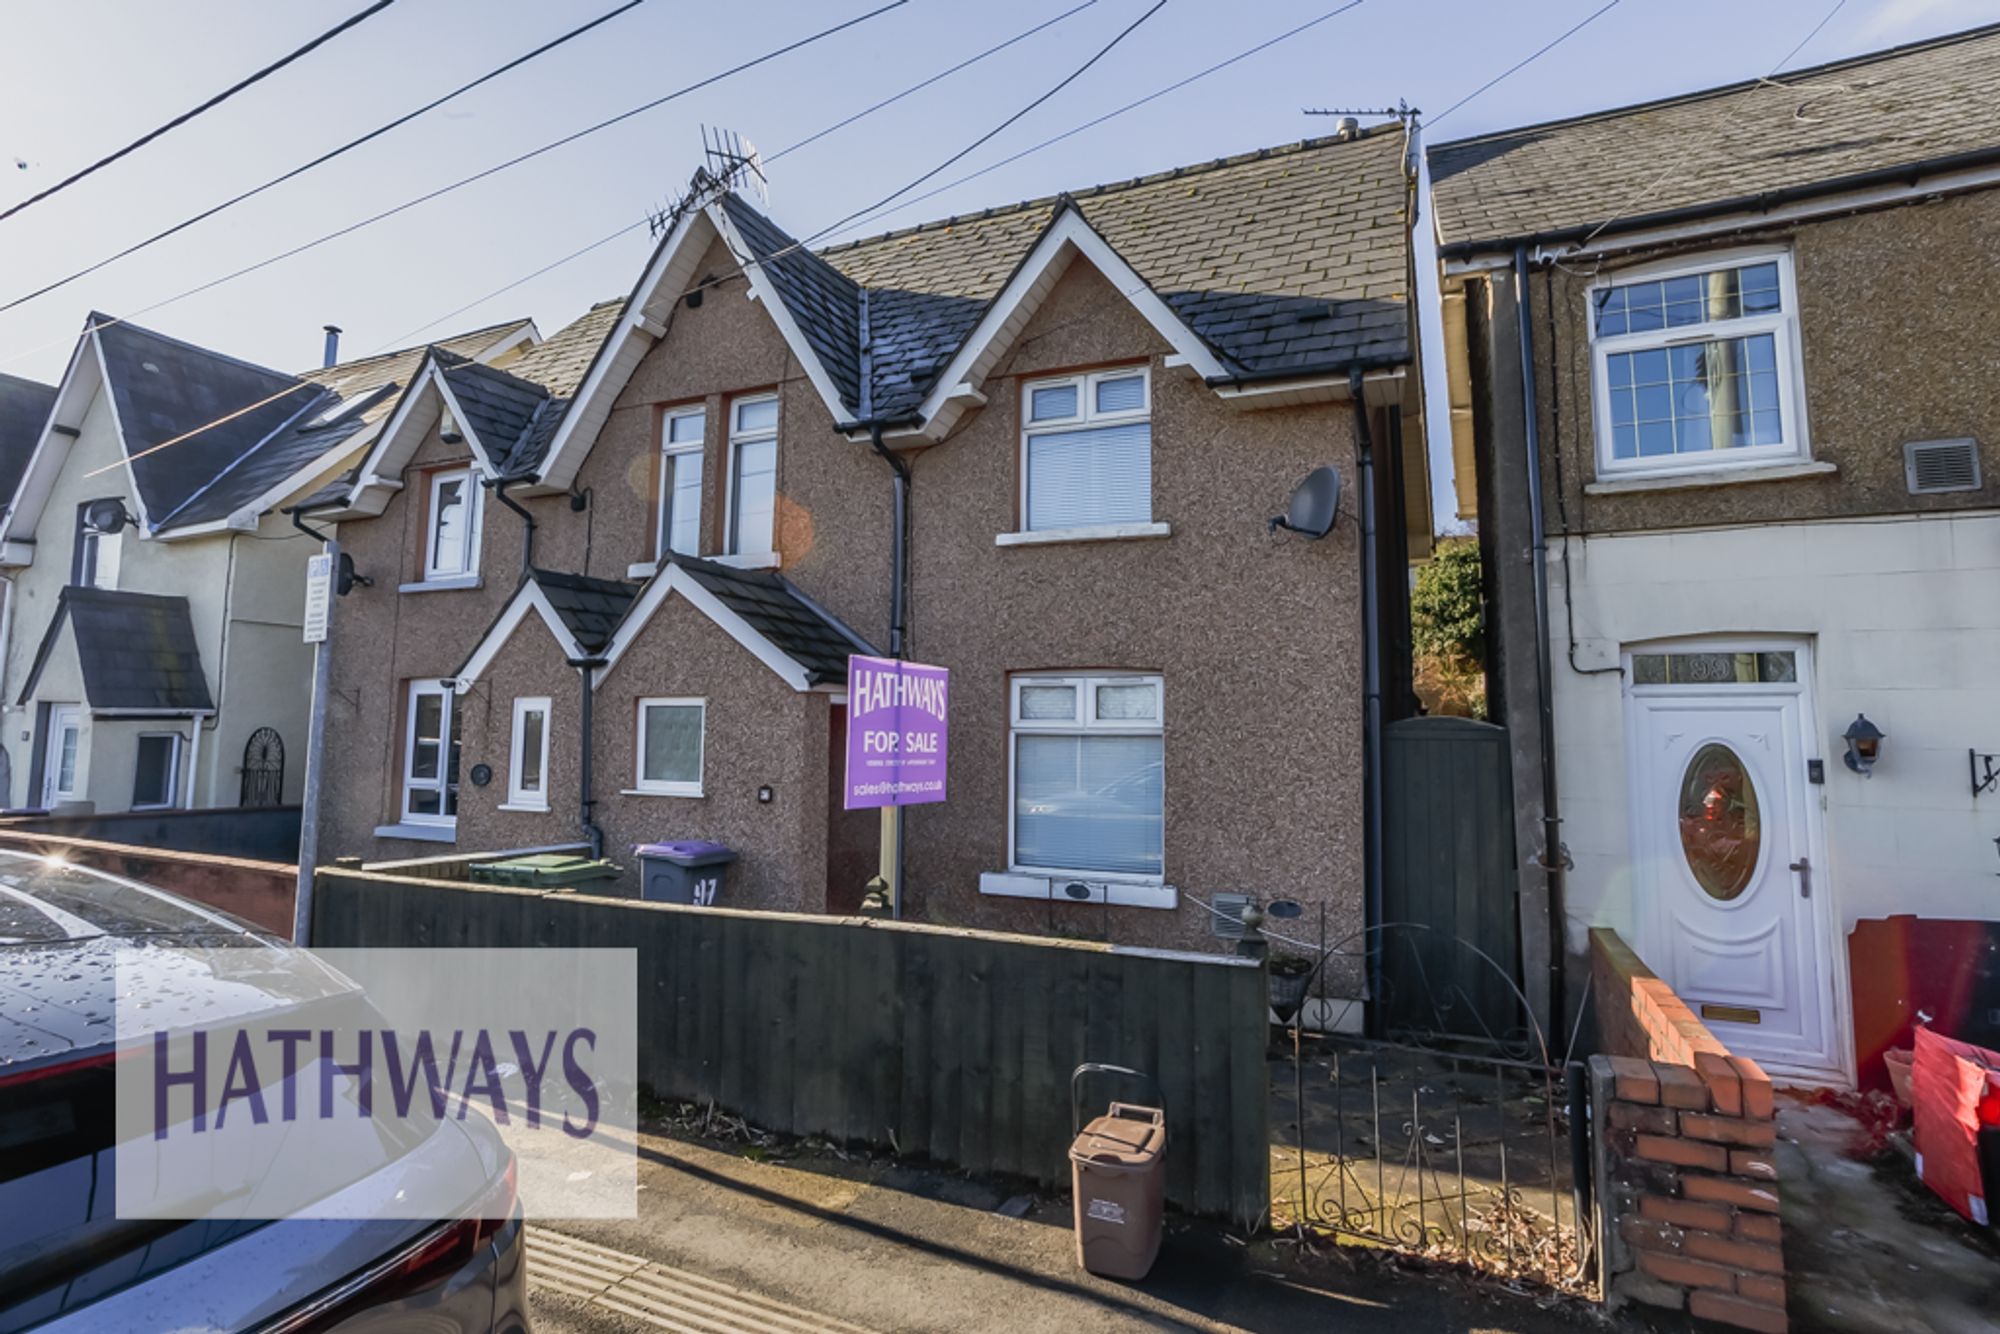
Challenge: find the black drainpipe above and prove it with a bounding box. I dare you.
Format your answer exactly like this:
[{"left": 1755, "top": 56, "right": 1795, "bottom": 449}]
[
  {"left": 485, "top": 475, "right": 536, "bottom": 575},
  {"left": 1350, "top": 367, "right": 1387, "bottom": 1035},
  {"left": 865, "top": 423, "right": 910, "bottom": 658},
  {"left": 1515, "top": 245, "right": 1568, "bottom": 1034},
  {"left": 570, "top": 656, "right": 607, "bottom": 859}
]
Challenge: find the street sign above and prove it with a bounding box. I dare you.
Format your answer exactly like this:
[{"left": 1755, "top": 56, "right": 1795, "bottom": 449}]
[
  {"left": 843, "top": 655, "right": 948, "bottom": 810},
  {"left": 303, "top": 553, "right": 332, "bottom": 644}
]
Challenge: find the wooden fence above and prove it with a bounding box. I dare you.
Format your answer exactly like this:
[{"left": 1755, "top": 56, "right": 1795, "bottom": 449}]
[{"left": 313, "top": 870, "right": 1271, "bottom": 1225}]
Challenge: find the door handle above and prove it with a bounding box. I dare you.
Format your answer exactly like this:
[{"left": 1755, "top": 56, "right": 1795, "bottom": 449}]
[{"left": 1789, "top": 856, "right": 1811, "bottom": 898}]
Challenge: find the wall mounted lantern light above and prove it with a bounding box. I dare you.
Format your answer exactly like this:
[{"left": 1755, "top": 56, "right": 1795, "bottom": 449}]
[{"left": 1842, "top": 714, "right": 1885, "bottom": 776}]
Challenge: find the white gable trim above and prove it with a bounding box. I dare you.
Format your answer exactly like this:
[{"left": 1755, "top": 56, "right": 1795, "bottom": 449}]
[
  {"left": 596, "top": 563, "right": 812, "bottom": 692},
  {"left": 336, "top": 360, "right": 488, "bottom": 517},
  {"left": 903, "top": 207, "right": 1229, "bottom": 442},
  {"left": 706, "top": 201, "right": 854, "bottom": 427},
  {"left": 531, "top": 208, "right": 721, "bottom": 495},
  {"left": 432, "top": 375, "right": 511, "bottom": 477},
  {"left": 454, "top": 580, "right": 587, "bottom": 689}
]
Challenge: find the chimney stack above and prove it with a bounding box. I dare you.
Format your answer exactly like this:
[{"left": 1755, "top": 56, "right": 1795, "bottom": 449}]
[{"left": 322, "top": 325, "right": 342, "bottom": 369}]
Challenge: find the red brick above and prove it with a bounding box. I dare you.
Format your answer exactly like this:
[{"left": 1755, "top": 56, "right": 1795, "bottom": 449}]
[
  {"left": 1685, "top": 1175, "right": 1781, "bottom": 1213},
  {"left": 1684, "top": 1229, "right": 1785, "bottom": 1273},
  {"left": 1637, "top": 1250, "right": 1738, "bottom": 1291},
  {"left": 1738, "top": 1273, "right": 1788, "bottom": 1306},
  {"left": 1731, "top": 1150, "right": 1778, "bottom": 1180},
  {"left": 1690, "top": 1289, "right": 1789, "bottom": 1332},
  {"left": 1609, "top": 1055, "right": 1659, "bottom": 1104},
  {"left": 1610, "top": 1101, "right": 1679, "bottom": 1134},
  {"left": 1656, "top": 1064, "right": 1710, "bottom": 1109},
  {"left": 1731, "top": 1056, "right": 1775, "bottom": 1119},
  {"left": 1681, "top": 1113, "right": 1778, "bottom": 1148},
  {"left": 1736, "top": 1212, "right": 1783, "bottom": 1243},
  {"left": 1640, "top": 1195, "right": 1733, "bottom": 1232},
  {"left": 1636, "top": 1134, "right": 1729, "bottom": 1171},
  {"left": 1695, "top": 1051, "right": 1743, "bottom": 1115},
  {"left": 1621, "top": 1216, "right": 1684, "bottom": 1253}
]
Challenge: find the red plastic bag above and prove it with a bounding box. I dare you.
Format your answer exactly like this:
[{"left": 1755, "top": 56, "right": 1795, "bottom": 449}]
[{"left": 1911, "top": 1027, "right": 1999, "bottom": 1225}]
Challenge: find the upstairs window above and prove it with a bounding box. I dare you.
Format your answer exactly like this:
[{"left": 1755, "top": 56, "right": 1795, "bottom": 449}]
[
  {"left": 401, "top": 680, "right": 460, "bottom": 825},
  {"left": 1021, "top": 368, "right": 1151, "bottom": 532},
  {"left": 71, "top": 501, "right": 123, "bottom": 589},
  {"left": 423, "top": 468, "right": 480, "bottom": 581},
  {"left": 727, "top": 395, "right": 778, "bottom": 557},
  {"left": 658, "top": 407, "right": 706, "bottom": 559},
  {"left": 1589, "top": 250, "right": 1806, "bottom": 476}
]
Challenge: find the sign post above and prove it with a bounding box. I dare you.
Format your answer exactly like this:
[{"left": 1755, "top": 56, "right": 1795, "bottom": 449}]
[
  {"left": 294, "top": 547, "right": 336, "bottom": 944},
  {"left": 843, "top": 655, "right": 949, "bottom": 918}
]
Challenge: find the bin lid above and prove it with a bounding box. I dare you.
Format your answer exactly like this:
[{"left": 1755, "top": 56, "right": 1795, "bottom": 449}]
[
  {"left": 1070, "top": 1108, "right": 1165, "bottom": 1167},
  {"left": 634, "top": 840, "right": 734, "bottom": 861}
]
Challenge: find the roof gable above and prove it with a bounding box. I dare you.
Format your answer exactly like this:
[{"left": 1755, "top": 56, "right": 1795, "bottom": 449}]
[
  {"left": 17, "top": 587, "right": 214, "bottom": 712},
  {"left": 453, "top": 568, "right": 642, "bottom": 686}
]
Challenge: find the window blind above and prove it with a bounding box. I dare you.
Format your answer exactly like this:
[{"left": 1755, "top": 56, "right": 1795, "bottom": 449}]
[{"left": 1026, "top": 421, "right": 1151, "bottom": 531}]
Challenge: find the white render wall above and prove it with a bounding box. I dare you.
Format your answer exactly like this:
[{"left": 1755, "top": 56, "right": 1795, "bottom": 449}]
[{"left": 1548, "top": 509, "right": 2000, "bottom": 951}]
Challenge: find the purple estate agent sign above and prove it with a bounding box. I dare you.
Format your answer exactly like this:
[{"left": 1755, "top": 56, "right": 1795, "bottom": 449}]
[{"left": 844, "top": 654, "right": 948, "bottom": 809}]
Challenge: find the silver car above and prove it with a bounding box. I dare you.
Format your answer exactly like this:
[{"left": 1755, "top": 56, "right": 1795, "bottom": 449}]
[{"left": 0, "top": 851, "right": 530, "bottom": 1332}]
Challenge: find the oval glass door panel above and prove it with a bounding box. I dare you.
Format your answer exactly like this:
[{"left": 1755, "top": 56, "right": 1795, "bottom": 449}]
[{"left": 1678, "top": 743, "right": 1761, "bottom": 901}]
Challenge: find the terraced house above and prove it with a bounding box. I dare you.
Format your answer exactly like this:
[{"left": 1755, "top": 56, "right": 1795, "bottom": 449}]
[
  {"left": 1431, "top": 24, "right": 2000, "bottom": 1087},
  {"left": 0, "top": 312, "right": 536, "bottom": 817},
  {"left": 307, "top": 125, "right": 1429, "bottom": 966}
]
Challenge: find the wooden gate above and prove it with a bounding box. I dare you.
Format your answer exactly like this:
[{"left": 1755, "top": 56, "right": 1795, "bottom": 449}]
[{"left": 1379, "top": 716, "right": 1522, "bottom": 1045}]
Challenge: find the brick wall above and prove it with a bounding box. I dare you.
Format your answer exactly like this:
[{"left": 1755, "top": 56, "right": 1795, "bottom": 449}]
[
  {"left": 1589, "top": 929, "right": 1786, "bottom": 1333},
  {"left": 0, "top": 832, "right": 297, "bottom": 936}
]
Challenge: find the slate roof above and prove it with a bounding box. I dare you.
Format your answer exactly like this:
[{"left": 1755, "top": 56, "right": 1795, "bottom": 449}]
[
  {"left": 708, "top": 127, "right": 1413, "bottom": 421},
  {"left": 531, "top": 567, "right": 640, "bottom": 654},
  {"left": 17, "top": 587, "right": 213, "bottom": 711},
  {"left": 0, "top": 373, "right": 56, "bottom": 511},
  {"left": 670, "top": 555, "right": 874, "bottom": 685},
  {"left": 442, "top": 300, "right": 626, "bottom": 479},
  {"left": 1429, "top": 23, "right": 2000, "bottom": 255}
]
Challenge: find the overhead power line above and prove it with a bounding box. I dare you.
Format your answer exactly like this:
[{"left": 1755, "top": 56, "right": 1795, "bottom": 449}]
[
  {"left": 0, "top": 0, "right": 648, "bottom": 314},
  {"left": 1426, "top": 0, "right": 1623, "bottom": 129},
  {"left": 5, "top": 0, "right": 910, "bottom": 358},
  {"left": 0, "top": 0, "right": 401, "bottom": 223}
]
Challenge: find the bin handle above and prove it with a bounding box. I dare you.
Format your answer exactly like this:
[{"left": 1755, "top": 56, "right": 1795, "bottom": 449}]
[{"left": 1071, "top": 1063, "right": 1166, "bottom": 1143}]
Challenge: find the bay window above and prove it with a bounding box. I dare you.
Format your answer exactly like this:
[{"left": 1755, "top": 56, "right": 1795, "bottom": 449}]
[
  {"left": 1589, "top": 249, "right": 1807, "bottom": 476},
  {"left": 401, "top": 680, "right": 460, "bottom": 824},
  {"left": 658, "top": 407, "right": 705, "bottom": 559},
  {"left": 726, "top": 395, "right": 778, "bottom": 558},
  {"left": 1020, "top": 368, "right": 1151, "bottom": 532},
  {"left": 1008, "top": 674, "right": 1164, "bottom": 881}
]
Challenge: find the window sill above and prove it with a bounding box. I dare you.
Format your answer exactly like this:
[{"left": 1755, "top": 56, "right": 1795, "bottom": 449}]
[
  {"left": 711, "top": 552, "right": 779, "bottom": 571},
  {"left": 398, "top": 575, "right": 483, "bottom": 593},
  {"left": 996, "top": 521, "right": 1170, "bottom": 547},
  {"left": 497, "top": 802, "right": 551, "bottom": 813},
  {"left": 374, "top": 822, "right": 457, "bottom": 843},
  {"left": 620, "top": 786, "right": 704, "bottom": 799},
  {"left": 979, "top": 870, "right": 1176, "bottom": 910},
  {"left": 1586, "top": 459, "right": 1837, "bottom": 495}
]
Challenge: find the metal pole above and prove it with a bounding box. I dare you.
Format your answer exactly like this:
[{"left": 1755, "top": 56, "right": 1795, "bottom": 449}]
[{"left": 292, "top": 536, "right": 335, "bottom": 946}]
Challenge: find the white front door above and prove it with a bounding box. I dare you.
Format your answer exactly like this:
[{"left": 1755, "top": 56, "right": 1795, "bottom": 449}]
[
  {"left": 42, "top": 704, "right": 82, "bottom": 808},
  {"left": 1627, "top": 646, "right": 1838, "bottom": 1079}
]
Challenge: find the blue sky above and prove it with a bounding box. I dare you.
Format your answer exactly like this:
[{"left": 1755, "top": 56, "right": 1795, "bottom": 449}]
[{"left": 2, "top": 0, "right": 1994, "bottom": 530}]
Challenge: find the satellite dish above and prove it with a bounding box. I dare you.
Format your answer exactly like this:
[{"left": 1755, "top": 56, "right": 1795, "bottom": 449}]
[
  {"left": 82, "top": 498, "right": 129, "bottom": 535},
  {"left": 1268, "top": 466, "right": 1341, "bottom": 539}
]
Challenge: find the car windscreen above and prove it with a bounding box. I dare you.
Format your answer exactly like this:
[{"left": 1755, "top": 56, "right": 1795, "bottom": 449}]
[{"left": 0, "top": 857, "right": 240, "bottom": 943}]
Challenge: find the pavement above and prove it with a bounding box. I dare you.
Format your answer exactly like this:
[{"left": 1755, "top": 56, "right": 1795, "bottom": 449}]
[{"left": 526, "top": 1124, "right": 1605, "bottom": 1333}]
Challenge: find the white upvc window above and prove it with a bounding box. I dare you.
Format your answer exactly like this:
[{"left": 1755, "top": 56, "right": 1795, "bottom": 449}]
[
  {"left": 658, "top": 407, "right": 706, "bottom": 559},
  {"left": 1588, "top": 248, "right": 1808, "bottom": 477},
  {"left": 726, "top": 395, "right": 778, "bottom": 557},
  {"left": 401, "top": 680, "right": 460, "bottom": 824},
  {"left": 506, "top": 696, "right": 551, "bottom": 810},
  {"left": 423, "top": 468, "right": 481, "bottom": 581},
  {"left": 1020, "top": 367, "right": 1152, "bottom": 532},
  {"left": 1008, "top": 674, "right": 1164, "bottom": 881},
  {"left": 634, "top": 697, "right": 704, "bottom": 797},
  {"left": 131, "top": 732, "right": 183, "bottom": 811}
]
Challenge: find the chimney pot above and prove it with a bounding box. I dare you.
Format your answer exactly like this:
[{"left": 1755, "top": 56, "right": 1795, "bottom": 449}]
[{"left": 322, "top": 324, "right": 342, "bottom": 369}]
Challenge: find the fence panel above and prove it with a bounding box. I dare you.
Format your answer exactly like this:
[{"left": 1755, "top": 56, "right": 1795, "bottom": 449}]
[{"left": 314, "top": 870, "right": 1270, "bottom": 1225}]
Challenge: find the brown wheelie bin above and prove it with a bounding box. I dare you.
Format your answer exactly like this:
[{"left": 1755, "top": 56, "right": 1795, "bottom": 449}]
[{"left": 1068, "top": 1063, "right": 1167, "bottom": 1280}]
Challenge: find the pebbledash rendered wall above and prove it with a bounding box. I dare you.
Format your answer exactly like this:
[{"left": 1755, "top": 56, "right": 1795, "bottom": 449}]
[{"left": 1589, "top": 929, "right": 1787, "bottom": 1333}]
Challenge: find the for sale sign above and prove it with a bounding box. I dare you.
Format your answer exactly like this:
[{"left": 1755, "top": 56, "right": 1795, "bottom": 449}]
[{"left": 843, "top": 655, "right": 948, "bottom": 809}]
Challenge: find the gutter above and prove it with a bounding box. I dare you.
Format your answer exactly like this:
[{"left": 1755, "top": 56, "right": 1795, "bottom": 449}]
[
  {"left": 1514, "top": 246, "right": 1568, "bottom": 1034},
  {"left": 1203, "top": 349, "right": 1412, "bottom": 389},
  {"left": 1439, "top": 143, "right": 2000, "bottom": 259},
  {"left": 1350, "top": 367, "right": 1387, "bottom": 1035},
  {"left": 567, "top": 655, "right": 608, "bottom": 859}
]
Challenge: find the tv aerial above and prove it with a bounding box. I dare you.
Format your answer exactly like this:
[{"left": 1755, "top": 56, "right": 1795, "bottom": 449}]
[{"left": 1268, "top": 466, "right": 1342, "bottom": 539}]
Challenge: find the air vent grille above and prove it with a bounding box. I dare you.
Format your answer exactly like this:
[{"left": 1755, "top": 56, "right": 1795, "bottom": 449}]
[
  {"left": 1210, "top": 893, "right": 1252, "bottom": 939},
  {"left": 1904, "top": 438, "right": 1982, "bottom": 494}
]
